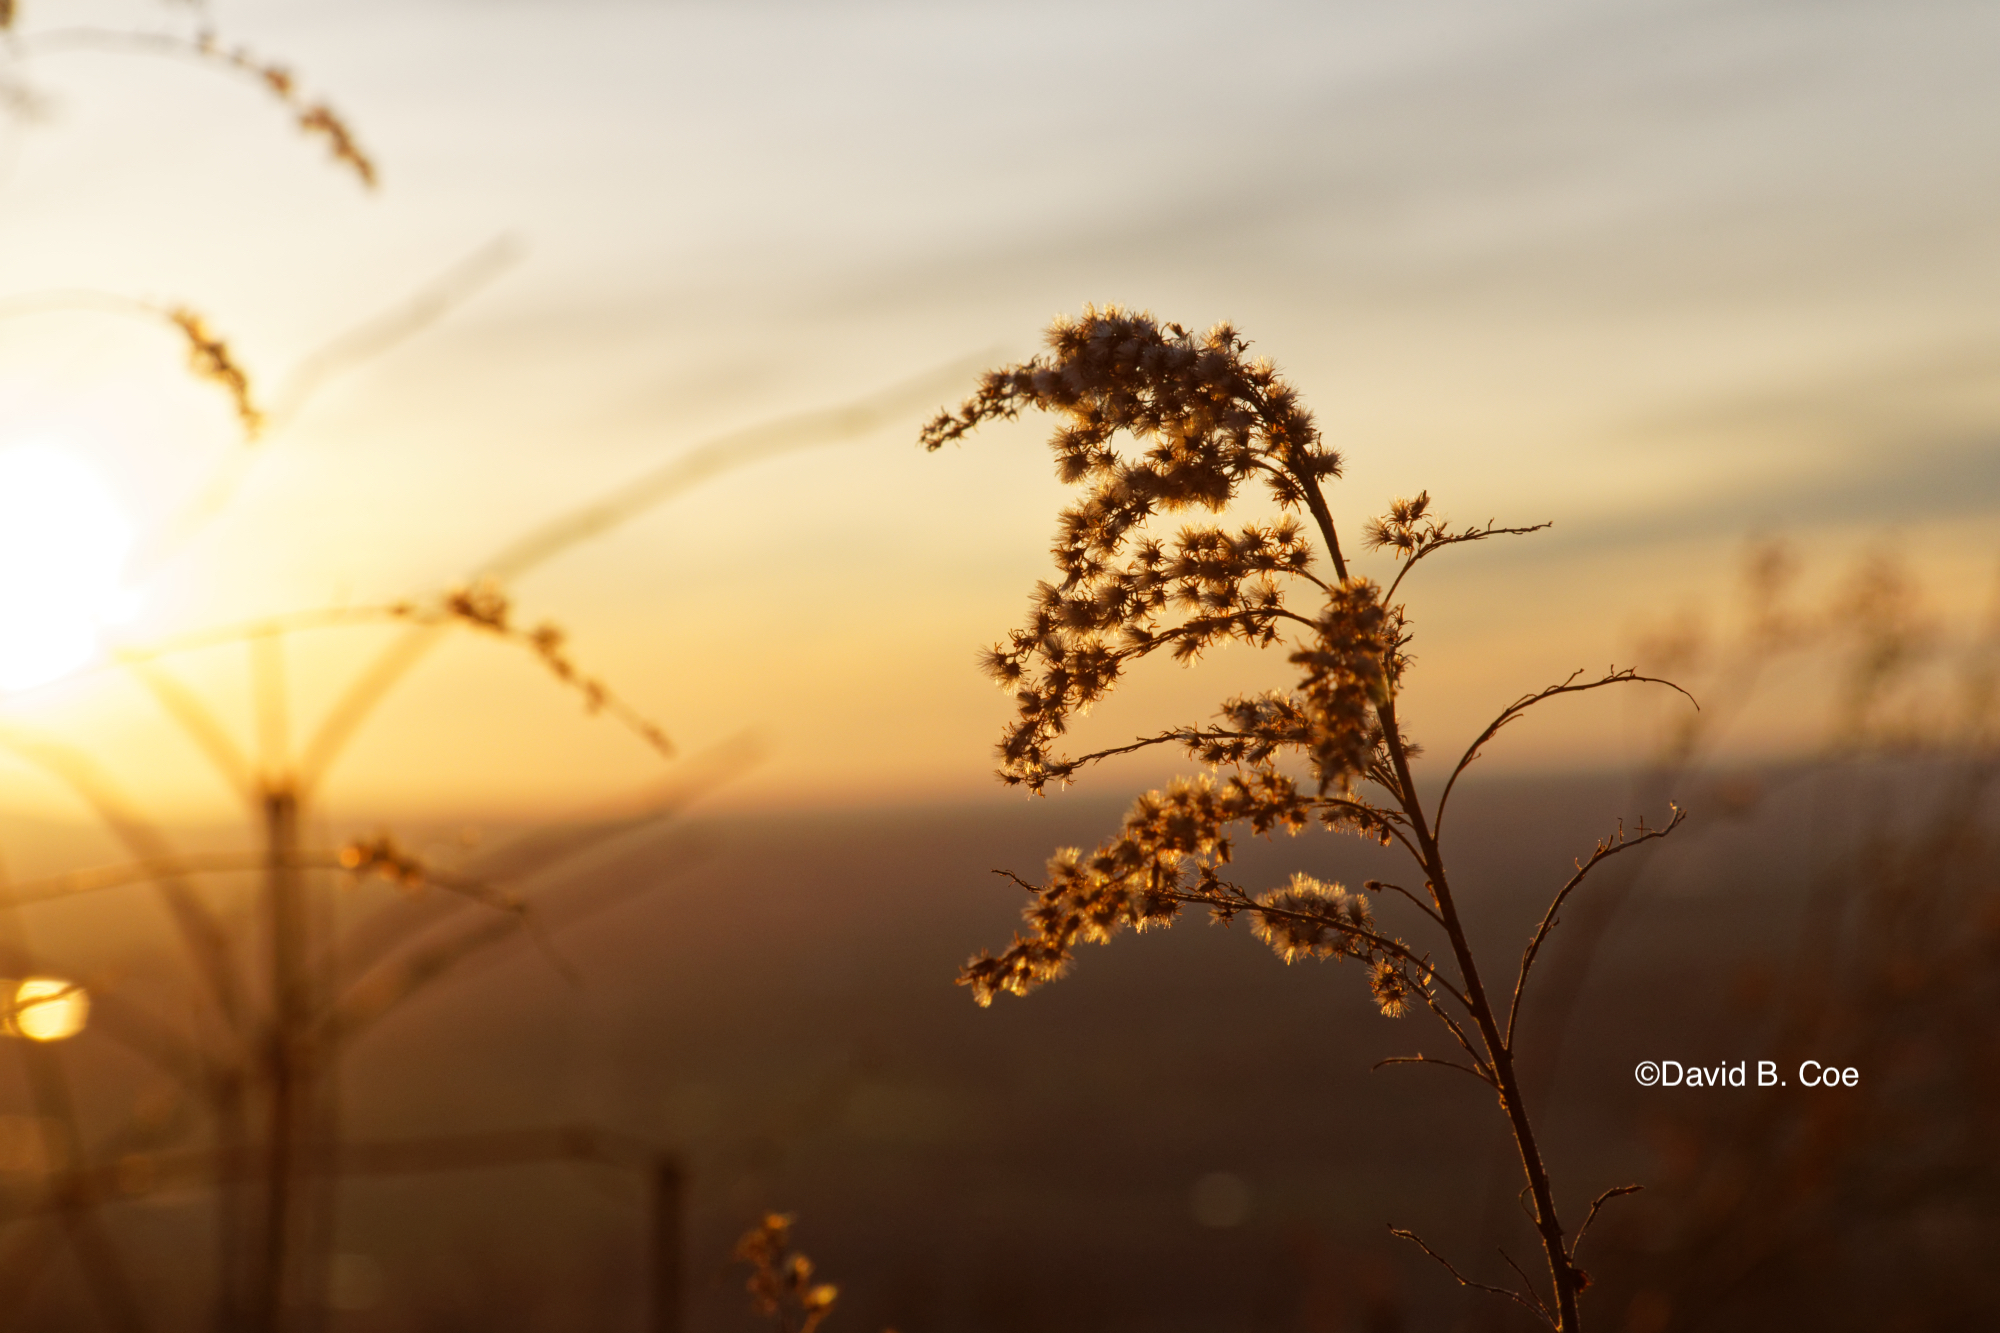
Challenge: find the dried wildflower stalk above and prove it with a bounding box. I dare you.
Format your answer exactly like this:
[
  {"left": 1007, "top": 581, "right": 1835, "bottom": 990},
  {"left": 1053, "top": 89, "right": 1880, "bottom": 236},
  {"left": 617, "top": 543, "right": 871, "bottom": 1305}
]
[
  {"left": 15, "top": 23, "right": 377, "bottom": 187},
  {"left": 166, "top": 306, "right": 265, "bottom": 438},
  {"left": 4, "top": 2, "right": 384, "bottom": 449},
  {"left": 0, "top": 569, "right": 685, "bottom": 1331},
  {"left": 0, "top": 644, "right": 688, "bottom": 1330},
  {"left": 925, "top": 307, "right": 1693, "bottom": 1331},
  {"left": 0, "top": 294, "right": 267, "bottom": 441},
  {"left": 0, "top": 13, "right": 693, "bottom": 1329},
  {"left": 735, "top": 1213, "right": 839, "bottom": 1333},
  {"left": 188, "top": 32, "right": 379, "bottom": 188},
  {"left": 388, "top": 579, "right": 674, "bottom": 758}
]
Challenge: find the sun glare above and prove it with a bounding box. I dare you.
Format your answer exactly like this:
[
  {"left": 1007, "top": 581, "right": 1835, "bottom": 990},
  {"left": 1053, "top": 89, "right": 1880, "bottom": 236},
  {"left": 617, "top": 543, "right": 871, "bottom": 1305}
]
[{"left": 0, "top": 444, "right": 135, "bottom": 692}]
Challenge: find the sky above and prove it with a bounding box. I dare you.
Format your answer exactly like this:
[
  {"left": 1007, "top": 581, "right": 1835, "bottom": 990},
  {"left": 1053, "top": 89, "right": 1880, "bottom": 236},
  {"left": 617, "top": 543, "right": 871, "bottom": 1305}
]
[{"left": 0, "top": 0, "right": 1995, "bottom": 821}]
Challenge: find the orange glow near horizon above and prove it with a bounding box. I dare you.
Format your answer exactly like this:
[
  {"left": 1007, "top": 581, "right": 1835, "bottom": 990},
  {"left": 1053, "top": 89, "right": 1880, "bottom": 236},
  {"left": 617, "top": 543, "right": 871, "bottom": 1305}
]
[{"left": 0, "top": 1, "right": 1989, "bottom": 823}]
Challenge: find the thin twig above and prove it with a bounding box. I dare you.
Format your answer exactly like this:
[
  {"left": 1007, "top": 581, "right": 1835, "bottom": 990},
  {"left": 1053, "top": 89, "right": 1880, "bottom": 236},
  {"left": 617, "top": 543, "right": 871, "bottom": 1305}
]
[
  {"left": 336, "top": 735, "right": 755, "bottom": 982},
  {"left": 1498, "top": 1247, "right": 1556, "bottom": 1327},
  {"left": 0, "top": 291, "right": 263, "bottom": 437},
  {"left": 1056, "top": 724, "right": 1283, "bottom": 771},
  {"left": 1436, "top": 668, "right": 1699, "bottom": 836},
  {"left": 1411, "top": 985, "right": 1492, "bottom": 1074},
  {"left": 133, "top": 242, "right": 520, "bottom": 574},
  {"left": 1572, "top": 1183, "right": 1642, "bottom": 1259},
  {"left": 0, "top": 849, "right": 515, "bottom": 913},
  {"left": 1506, "top": 807, "right": 1686, "bottom": 1048},
  {"left": 322, "top": 829, "right": 717, "bottom": 1053},
  {"left": 1382, "top": 520, "right": 1552, "bottom": 603},
  {"left": 1371, "top": 1054, "right": 1494, "bottom": 1086},
  {"left": 1387, "top": 1227, "right": 1555, "bottom": 1329},
  {"left": 1164, "top": 887, "right": 1476, "bottom": 1012},
  {"left": 1361, "top": 878, "right": 1444, "bottom": 927},
  {"left": 25, "top": 26, "right": 374, "bottom": 187}
]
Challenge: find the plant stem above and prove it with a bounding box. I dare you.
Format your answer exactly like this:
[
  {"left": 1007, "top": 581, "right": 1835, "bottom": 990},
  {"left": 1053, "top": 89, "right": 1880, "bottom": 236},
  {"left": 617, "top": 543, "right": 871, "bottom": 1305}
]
[
  {"left": 253, "top": 786, "right": 307, "bottom": 1331},
  {"left": 1296, "top": 477, "right": 1581, "bottom": 1329},
  {"left": 1385, "top": 704, "right": 1579, "bottom": 1327},
  {"left": 1299, "top": 481, "right": 1349, "bottom": 582}
]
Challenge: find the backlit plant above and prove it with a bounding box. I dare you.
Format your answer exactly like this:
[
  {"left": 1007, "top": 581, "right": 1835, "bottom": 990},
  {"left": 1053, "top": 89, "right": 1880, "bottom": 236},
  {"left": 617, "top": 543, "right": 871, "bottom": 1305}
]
[{"left": 924, "top": 306, "right": 1692, "bottom": 1331}]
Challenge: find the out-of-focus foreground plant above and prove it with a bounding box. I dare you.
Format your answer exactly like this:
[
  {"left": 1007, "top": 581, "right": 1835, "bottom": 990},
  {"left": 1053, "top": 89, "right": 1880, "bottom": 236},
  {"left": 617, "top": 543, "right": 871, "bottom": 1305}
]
[
  {"left": 1554, "top": 546, "right": 2000, "bottom": 1333},
  {"left": 0, "top": 6, "right": 959, "bottom": 1330},
  {"left": 735, "top": 1212, "right": 840, "bottom": 1333}
]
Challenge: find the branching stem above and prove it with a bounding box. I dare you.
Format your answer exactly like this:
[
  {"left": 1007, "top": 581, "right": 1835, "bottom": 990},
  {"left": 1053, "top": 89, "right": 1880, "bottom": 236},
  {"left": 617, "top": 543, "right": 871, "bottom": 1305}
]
[
  {"left": 1389, "top": 1227, "right": 1556, "bottom": 1329},
  {"left": 1372, "top": 1054, "right": 1495, "bottom": 1087},
  {"left": 1296, "top": 472, "right": 1591, "bottom": 1329},
  {"left": 1507, "top": 811, "right": 1685, "bottom": 1049}
]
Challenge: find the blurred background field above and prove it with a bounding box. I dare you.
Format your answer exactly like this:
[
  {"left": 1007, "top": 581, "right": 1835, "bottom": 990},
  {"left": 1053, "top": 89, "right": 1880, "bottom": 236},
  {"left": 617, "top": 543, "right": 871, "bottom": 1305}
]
[{"left": 7, "top": 756, "right": 1991, "bottom": 1332}]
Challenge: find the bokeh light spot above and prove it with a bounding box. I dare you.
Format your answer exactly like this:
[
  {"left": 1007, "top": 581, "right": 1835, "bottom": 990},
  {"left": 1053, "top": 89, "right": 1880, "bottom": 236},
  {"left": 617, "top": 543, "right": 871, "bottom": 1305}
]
[
  {"left": 8, "top": 977, "right": 90, "bottom": 1042},
  {"left": 1189, "top": 1170, "right": 1251, "bottom": 1228}
]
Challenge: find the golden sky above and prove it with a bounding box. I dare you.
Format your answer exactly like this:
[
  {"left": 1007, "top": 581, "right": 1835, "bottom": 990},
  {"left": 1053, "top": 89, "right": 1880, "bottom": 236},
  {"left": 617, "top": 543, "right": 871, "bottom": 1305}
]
[{"left": 0, "top": 0, "right": 1996, "bottom": 822}]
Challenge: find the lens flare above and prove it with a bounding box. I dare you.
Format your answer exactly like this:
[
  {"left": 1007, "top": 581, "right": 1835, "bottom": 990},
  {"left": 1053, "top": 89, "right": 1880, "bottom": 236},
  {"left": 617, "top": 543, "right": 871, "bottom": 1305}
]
[{"left": 0, "top": 444, "right": 135, "bottom": 691}]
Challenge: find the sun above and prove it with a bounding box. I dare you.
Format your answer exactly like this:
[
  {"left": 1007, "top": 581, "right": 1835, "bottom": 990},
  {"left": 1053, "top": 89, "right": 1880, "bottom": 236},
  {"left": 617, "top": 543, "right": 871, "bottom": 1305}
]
[{"left": 0, "top": 443, "right": 136, "bottom": 692}]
